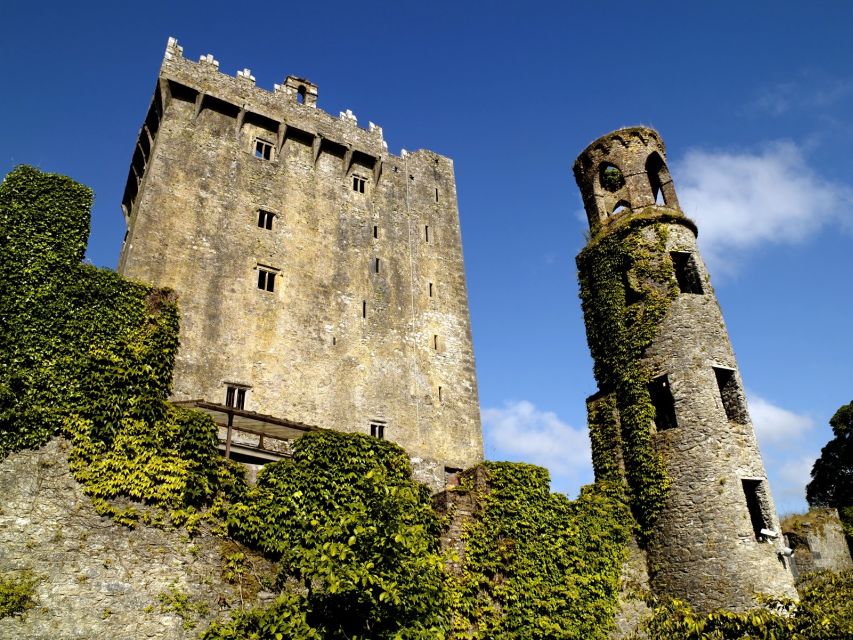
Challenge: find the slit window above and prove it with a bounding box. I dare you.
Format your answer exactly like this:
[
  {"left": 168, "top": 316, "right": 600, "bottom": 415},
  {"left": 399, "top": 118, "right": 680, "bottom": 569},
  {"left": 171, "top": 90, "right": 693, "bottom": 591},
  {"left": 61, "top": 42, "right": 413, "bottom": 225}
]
[
  {"left": 254, "top": 138, "right": 274, "bottom": 161},
  {"left": 373, "top": 225, "right": 378, "bottom": 239},
  {"left": 352, "top": 175, "right": 366, "bottom": 193},
  {"left": 257, "top": 210, "right": 275, "bottom": 230},
  {"left": 433, "top": 334, "right": 440, "bottom": 350},
  {"left": 374, "top": 257, "right": 380, "bottom": 273},
  {"left": 648, "top": 374, "right": 677, "bottom": 430},
  {"left": 257, "top": 268, "right": 276, "bottom": 292},
  {"left": 435, "top": 188, "right": 439, "bottom": 202},
  {"left": 671, "top": 252, "right": 704, "bottom": 294},
  {"left": 713, "top": 367, "right": 748, "bottom": 423},
  {"left": 623, "top": 270, "right": 641, "bottom": 305},
  {"left": 362, "top": 300, "right": 367, "bottom": 318},
  {"left": 225, "top": 386, "right": 246, "bottom": 410},
  {"left": 425, "top": 225, "right": 430, "bottom": 242},
  {"left": 742, "top": 479, "right": 772, "bottom": 540},
  {"left": 429, "top": 282, "right": 433, "bottom": 297},
  {"left": 370, "top": 422, "right": 385, "bottom": 439},
  {"left": 438, "top": 386, "right": 443, "bottom": 402}
]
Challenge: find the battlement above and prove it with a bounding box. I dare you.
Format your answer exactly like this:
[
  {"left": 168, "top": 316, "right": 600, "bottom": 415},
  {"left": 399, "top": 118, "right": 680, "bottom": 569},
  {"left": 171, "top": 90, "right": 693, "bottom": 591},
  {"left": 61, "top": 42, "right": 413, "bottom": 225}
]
[{"left": 159, "top": 37, "right": 387, "bottom": 156}]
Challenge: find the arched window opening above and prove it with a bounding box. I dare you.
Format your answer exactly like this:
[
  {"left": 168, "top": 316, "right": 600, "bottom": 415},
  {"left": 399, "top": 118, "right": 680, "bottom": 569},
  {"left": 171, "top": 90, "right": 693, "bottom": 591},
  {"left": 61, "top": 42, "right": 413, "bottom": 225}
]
[
  {"left": 297, "top": 85, "right": 306, "bottom": 104},
  {"left": 646, "top": 152, "right": 671, "bottom": 206},
  {"left": 612, "top": 200, "right": 630, "bottom": 216},
  {"left": 599, "top": 163, "right": 625, "bottom": 192}
]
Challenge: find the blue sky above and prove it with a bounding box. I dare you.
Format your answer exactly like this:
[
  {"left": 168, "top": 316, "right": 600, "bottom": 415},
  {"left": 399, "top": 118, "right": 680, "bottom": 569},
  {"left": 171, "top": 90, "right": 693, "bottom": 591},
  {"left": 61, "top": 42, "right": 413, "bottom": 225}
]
[{"left": 3, "top": 1, "right": 853, "bottom": 513}]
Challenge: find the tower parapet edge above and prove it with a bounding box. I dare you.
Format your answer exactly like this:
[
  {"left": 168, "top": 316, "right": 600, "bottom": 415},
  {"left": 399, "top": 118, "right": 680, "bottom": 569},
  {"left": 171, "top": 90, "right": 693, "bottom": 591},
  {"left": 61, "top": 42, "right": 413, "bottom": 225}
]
[{"left": 574, "top": 127, "right": 798, "bottom": 613}]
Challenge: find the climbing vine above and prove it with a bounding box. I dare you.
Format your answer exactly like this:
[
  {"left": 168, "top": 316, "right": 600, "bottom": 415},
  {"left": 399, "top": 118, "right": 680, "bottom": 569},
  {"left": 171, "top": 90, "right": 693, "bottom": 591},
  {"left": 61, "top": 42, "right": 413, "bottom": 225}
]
[
  {"left": 206, "top": 430, "right": 450, "bottom": 640},
  {"left": 448, "top": 463, "right": 633, "bottom": 640},
  {"left": 0, "top": 166, "right": 236, "bottom": 526},
  {"left": 632, "top": 570, "right": 853, "bottom": 640},
  {"left": 577, "top": 208, "right": 697, "bottom": 540}
]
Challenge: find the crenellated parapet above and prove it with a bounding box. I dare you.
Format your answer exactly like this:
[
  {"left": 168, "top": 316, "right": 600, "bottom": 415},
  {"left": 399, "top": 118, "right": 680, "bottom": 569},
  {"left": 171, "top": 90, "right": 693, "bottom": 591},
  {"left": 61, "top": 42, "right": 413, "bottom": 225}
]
[{"left": 122, "top": 37, "right": 409, "bottom": 219}]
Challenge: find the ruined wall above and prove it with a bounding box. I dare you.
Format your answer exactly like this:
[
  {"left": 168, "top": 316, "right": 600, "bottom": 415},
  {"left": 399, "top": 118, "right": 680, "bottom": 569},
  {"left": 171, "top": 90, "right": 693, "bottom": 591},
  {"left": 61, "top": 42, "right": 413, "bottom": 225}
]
[
  {"left": 783, "top": 509, "right": 853, "bottom": 577},
  {"left": 574, "top": 127, "right": 798, "bottom": 613},
  {"left": 0, "top": 439, "right": 267, "bottom": 639},
  {"left": 118, "top": 38, "right": 482, "bottom": 476}
]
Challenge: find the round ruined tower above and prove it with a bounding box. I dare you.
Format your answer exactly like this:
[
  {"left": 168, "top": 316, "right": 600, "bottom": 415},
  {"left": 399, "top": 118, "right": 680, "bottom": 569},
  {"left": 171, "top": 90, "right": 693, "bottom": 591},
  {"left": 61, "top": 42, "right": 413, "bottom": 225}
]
[{"left": 574, "top": 127, "right": 798, "bottom": 612}]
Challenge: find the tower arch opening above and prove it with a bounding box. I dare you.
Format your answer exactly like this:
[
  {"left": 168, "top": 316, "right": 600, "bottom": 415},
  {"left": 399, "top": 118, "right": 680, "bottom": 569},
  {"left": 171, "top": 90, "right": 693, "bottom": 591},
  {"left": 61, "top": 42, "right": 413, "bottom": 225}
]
[
  {"left": 599, "top": 162, "right": 625, "bottom": 192},
  {"left": 646, "top": 152, "right": 676, "bottom": 206}
]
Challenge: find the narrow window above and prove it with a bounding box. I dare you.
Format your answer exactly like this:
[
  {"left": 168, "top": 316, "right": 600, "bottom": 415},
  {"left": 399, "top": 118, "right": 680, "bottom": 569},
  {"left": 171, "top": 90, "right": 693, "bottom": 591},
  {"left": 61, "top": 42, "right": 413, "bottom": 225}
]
[
  {"left": 362, "top": 300, "right": 367, "bottom": 318},
  {"left": 671, "top": 252, "right": 704, "bottom": 294},
  {"left": 258, "top": 210, "right": 274, "bottom": 230},
  {"left": 225, "top": 385, "right": 247, "bottom": 410},
  {"left": 742, "top": 479, "right": 772, "bottom": 540},
  {"left": 254, "top": 138, "right": 274, "bottom": 161},
  {"left": 257, "top": 269, "right": 275, "bottom": 292},
  {"left": 648, "top": 375, "right": 677, "bottom": 430},
  {"left": 435, "top": 187, "right": 439, "bottom": 202},
  {"left": 332, "top": 336, "right": 336, "bottom": 346},
  {"left": 428, "top": 282, "right": 433, "bottom": 297},
  {"left": 370, "top": 423, "right": 385, "bottom": 439},
  {"left": 236, "top": 388, "right": 246, "bottom": 410},
  {"left": 297, "top": 85, "right": 306, "bottom": 104},
  {"left": 438, "top": 386, "right": 443, "bottom": 402},
  {"left": 374, "top": 257, "right": 380, "bottom": 273},
  {"left": 425, "top": 225, "right": 430, "bottom": 242},
  {"left": 373, "top": 225, "right": 378, "bottom": 239},
  {"left": 713, "top": 367, "right": 748, "bottom": 423},
  {"left": 225, "top": 386, "right": 235, "bottom": 407},
  {"left": 433, "top": 334, "right": 439, "bottom": 350},
  {"left": 622, "top": 270, "right": 640, "bottom": 305},
  {"left": 352, "top": 175, "right": 366, "bottom": 193}
]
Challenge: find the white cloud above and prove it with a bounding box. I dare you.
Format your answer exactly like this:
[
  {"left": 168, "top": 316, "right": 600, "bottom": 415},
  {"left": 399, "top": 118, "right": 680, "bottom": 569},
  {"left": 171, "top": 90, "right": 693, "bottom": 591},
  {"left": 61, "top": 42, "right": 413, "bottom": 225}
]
[
  {"left": 747, "top": 392, "right": 820, "bottom": 513},
  {"left": 749, "top": 393, "right": 815, "bottom": 446},
  {"left": 481, "top": 400, "right": 593, "bottom": 495},
  {"left": 675, "top": 142, "right": 853, "bottom": 272}
]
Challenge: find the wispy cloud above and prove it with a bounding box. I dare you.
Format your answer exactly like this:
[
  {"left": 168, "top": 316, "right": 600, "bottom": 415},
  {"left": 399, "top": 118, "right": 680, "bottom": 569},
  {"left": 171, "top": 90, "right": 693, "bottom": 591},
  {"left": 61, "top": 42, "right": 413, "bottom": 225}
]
[
  {"left": 750, "top": 393, "right": 815, "bottom": 446},
  {"left": 748, "top": 392, "right": 820, "bottom": 513},
  {"left": 482, "top": 400, "right": 593, "bottom": 496},
  {"left": 675, "top": 141, "right": 853, "bottom": 272},
  {"left": 746, "top": 76, "right": 853, "bottom": 117}
]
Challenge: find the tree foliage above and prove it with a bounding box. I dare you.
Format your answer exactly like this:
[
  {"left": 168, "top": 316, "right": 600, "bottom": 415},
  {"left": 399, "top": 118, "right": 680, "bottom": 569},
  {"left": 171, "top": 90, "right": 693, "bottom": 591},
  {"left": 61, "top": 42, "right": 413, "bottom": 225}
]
[{"left": 806, "top": 401, "right": 853, "bottom": 538}]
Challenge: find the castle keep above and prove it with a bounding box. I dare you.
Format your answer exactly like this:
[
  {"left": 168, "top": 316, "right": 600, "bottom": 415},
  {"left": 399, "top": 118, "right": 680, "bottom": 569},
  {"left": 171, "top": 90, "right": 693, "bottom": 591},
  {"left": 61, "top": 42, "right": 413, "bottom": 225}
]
[
  {"left": 574, "top": 127, "right": 798, "bottom": 611},
  {"left": 118, "top": 38, "right": 483, "bottom": 483}
]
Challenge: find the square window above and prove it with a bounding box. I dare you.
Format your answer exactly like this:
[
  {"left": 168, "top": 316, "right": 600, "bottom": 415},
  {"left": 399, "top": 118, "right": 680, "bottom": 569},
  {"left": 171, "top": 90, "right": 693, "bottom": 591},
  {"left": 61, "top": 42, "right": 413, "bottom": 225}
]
[
  {"left": 670, "top": 251, "right": 704, "bottom": 294},
  {"left": 258, "top": 210, "right": 275, "bottom": 230},
  {"left": 257, "top": 268, "right": 276, "bottom": 292},
  {"left": 370, "top": 422, "right": 385, "bottom": 439},
  {"left": 225, "top": 385, "right": 247, "bottom": 410},
  {"left": 352, "top": 175, "right": 366, "bottom": 193},
  {"left": 254, "top": 139, "right": 274, "bottom": 161}
]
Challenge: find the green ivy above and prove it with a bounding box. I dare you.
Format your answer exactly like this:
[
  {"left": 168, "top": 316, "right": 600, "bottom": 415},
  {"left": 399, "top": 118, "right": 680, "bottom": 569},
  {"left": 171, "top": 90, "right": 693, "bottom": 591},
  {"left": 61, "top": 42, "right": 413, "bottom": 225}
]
[
  {"left": 208, "top": 430, "right": 449, "bottom": 640},
  {"left": 0, "top": 570, "right": 39, "bottom": 619},
  {"left": 448, "top": 463, "right": 633, "bottom": 639},
  {"left": 632, "top": 570, "right": 853, "bottom": 640},
  {"left": 0, "top": 166, "right": 235, "bottom": 526},
  {"left": 577, "top": 208, "right": 696, "bottom": 540}
]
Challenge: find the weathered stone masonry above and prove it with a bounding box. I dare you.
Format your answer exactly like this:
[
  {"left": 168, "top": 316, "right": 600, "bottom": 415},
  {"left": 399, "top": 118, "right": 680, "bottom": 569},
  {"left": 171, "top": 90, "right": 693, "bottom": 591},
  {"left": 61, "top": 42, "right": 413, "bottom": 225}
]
[
  {"left": 574, "top": 127, "right": 799, "bottom": 612},
  {"left": 118, "top": 38, "right": 483, "bottom": 484}
]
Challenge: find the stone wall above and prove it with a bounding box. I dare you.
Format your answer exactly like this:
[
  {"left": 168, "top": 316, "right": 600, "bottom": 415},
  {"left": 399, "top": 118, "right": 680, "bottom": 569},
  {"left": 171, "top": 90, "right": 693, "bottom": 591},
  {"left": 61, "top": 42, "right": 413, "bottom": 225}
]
[
  {"left": 117, "top": 38, "right": 482, "bottom": 476},
  {"left": 0, "top": 439, "right": 266, "bottom": 639},
  {"left": 783, "top": 508, "right": 853, "bottom": 577}
]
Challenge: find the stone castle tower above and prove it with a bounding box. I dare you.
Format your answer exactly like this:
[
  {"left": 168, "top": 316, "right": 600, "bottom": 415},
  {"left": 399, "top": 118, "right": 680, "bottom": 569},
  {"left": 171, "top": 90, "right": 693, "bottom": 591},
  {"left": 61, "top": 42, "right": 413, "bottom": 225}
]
[
  {"left": 118, "top": 38, "right": 483, "bottom": 486},
  {"left": 573, "top": 127, "right": 798, "bottom": 611}
]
